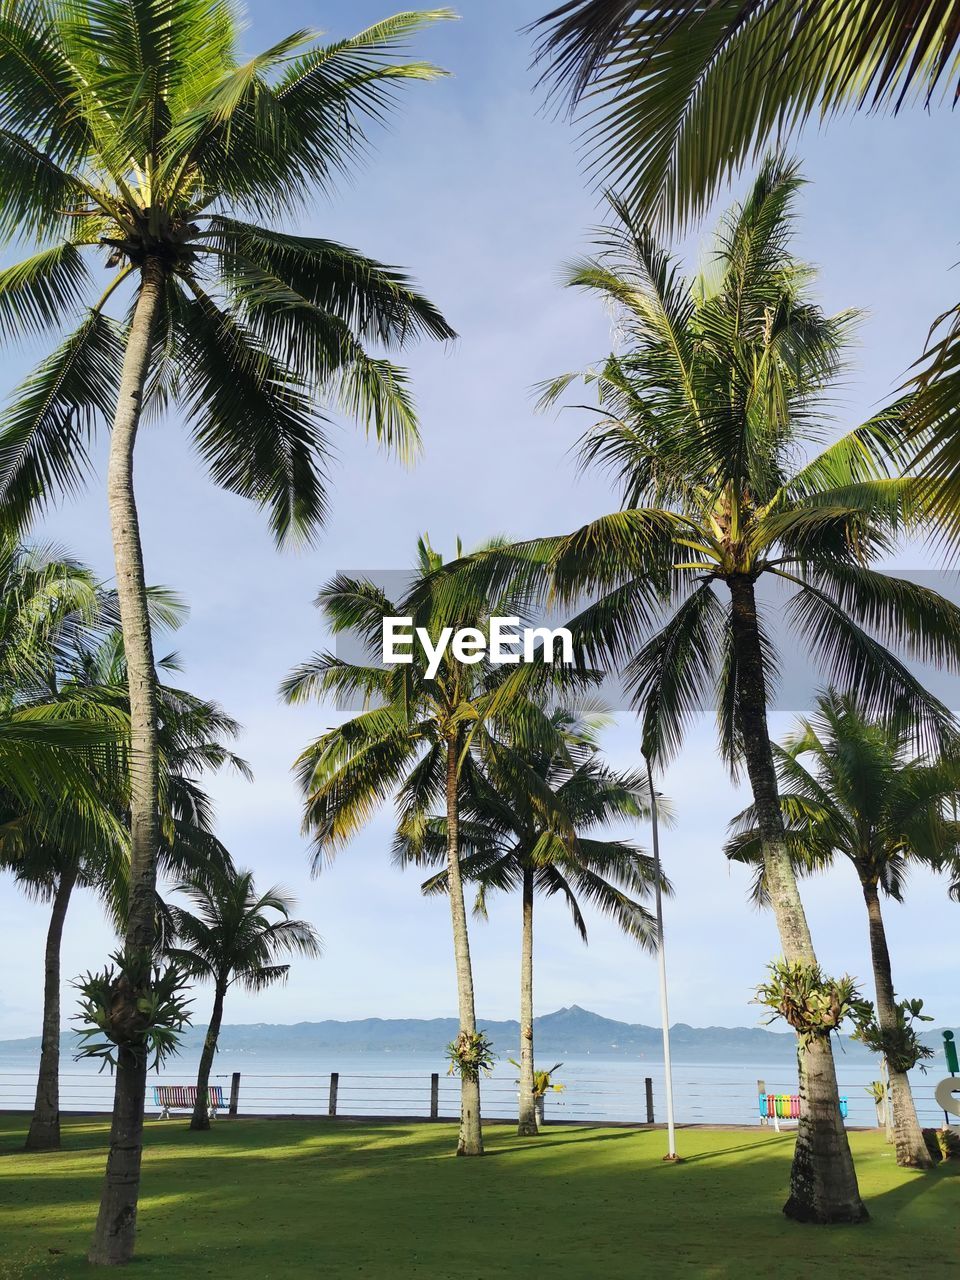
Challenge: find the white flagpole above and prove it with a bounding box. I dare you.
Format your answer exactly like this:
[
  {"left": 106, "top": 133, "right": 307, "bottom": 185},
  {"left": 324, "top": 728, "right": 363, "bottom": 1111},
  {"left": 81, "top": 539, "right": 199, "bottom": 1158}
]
[{"left": 645, "top": 753, "right": 679, "bottom": 1161}]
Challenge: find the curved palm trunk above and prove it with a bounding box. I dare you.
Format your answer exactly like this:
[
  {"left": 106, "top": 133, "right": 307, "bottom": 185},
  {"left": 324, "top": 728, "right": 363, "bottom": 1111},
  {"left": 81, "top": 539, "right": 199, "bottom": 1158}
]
[
  {"left": 89, "top": 259, "right": 165, "bottom": 1267},
  {"left": 729, "top": 575, "right": 867, "bottom": 1224},
  {"left": 861, "top": 880, "right": 933, "bottom": 1169},
  {"left": 25, "top": 868, "right": 77, "bottom": 1152},
  {"left": 517, "top": 866, "right": 538, "bottom": 1137},
  {"left": 190, "top": 982, "right": 226, "bottom": 1131},
  {"left": 445, "top": 737, "right": 483, "bottom": 1156}
]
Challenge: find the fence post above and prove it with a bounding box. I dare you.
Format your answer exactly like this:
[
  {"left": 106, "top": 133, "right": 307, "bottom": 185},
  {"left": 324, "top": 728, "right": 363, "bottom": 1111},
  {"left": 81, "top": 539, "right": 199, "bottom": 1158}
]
[
  {"left": 430, "top": 1073, "right": 439, "bottom": 1120},
  {"left": 644, "top": 1077, "right": 655, "bottom": 1125},
  {"left": 228, "top": 1072, "right": 241, "bottom": 1118},
  {"left": 757, "top": 1078, "right": 766, "bottom": 1126},
  {"left": 328, "top": 1072, "right": 339, "bottom": 1118}
]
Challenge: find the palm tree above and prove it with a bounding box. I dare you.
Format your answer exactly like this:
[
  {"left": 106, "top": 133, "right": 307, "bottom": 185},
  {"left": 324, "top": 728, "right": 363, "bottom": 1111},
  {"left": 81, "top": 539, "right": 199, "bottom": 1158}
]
[
  {"left": 397, "top": 701, "right": 662, "bottom": 1136},
  {"left": 282, "top": 536, "right": 575, "bottom": 1157},
  {"left": 167, "top": 868, "right": 321, "bottom": 1130},
  {"left": 532, "top": 0, "right": 960, "bottom": 494},
  {"left": 725, "top": 690, "right": 960, "bottom": 1170},
  {"left": 15, "top": 630, "right": 248, "bottom": 1152},
  {"left": 0, "top": 2, "right": 454, "bottom": 1258},
  {"left": 0, "top": 535, "right": 128, "bottom": 1153},
  {"left": 442, "top": 159, "right": 960, "bottom": 1222}
]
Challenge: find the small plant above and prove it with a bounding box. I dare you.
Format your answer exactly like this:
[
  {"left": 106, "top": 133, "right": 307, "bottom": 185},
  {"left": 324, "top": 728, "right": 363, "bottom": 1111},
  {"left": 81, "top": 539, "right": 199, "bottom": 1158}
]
[
  {"left": 754, "top": 960, "right": 862, "bottom": 1045},
  {"left": 851, "top": 997, "right": 935, "bottom": 1075},
  {"left": 74, "top": 950, "right": 192, "bottom": 1071},
  {"left": 936, "top": 1127, "right": 960, "bottom": 1161},
  {"left": 508, "top": 1058, "right": 565, "bottom": 1100},
  {"left": 866, "top": 1079, "right": 888, "bottom": 1127},
  {"left": 446, "top": 1030, "right": 496, "bottom": 1082}
]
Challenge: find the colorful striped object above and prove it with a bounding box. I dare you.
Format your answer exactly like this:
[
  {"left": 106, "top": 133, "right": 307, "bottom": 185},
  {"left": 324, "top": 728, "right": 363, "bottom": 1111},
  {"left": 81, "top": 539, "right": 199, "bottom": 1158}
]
[{"left": 758, "top": 1092, "right": 848, "bottom": 1121}]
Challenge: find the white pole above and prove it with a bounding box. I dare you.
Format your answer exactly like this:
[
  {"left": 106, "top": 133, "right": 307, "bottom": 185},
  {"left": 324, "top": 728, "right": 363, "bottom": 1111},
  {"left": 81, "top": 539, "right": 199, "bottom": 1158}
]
[{"left": 645, "top": 754, "right": 679, "bottom": 1161}]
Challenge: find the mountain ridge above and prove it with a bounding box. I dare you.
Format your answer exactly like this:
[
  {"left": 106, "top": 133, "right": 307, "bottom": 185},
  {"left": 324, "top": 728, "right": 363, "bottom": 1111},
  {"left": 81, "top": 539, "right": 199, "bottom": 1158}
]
[{"left": 1, "top": 1004, "right": 952, "bottom": 1063}]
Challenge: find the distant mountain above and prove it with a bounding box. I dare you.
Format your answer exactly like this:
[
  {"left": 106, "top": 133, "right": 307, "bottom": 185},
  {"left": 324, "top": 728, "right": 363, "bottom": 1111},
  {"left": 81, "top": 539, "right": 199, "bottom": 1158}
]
[{"left": 2, "top": 1004, "right": 950, "bottom": 1063}]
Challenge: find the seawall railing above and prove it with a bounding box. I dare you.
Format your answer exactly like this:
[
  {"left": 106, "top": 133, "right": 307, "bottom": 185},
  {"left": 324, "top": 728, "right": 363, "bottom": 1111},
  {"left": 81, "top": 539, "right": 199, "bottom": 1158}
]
[{"left": 0, "top": 1068, "right": 949, "bottom": 1129}]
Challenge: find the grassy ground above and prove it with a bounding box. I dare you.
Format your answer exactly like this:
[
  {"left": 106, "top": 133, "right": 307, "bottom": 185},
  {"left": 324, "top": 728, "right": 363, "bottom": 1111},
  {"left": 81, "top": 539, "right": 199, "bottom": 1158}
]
[{"left": 1, "top": 1116, "right": 957, "bottom": 1279}]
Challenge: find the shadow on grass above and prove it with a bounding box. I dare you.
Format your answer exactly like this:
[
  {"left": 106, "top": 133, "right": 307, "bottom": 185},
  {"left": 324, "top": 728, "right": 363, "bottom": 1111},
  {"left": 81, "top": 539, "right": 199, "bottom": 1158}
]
[
  {"left": 482, "top": 1126, "right": 642, "bottom": 1158},
  {"left": 3, "top": 1119, "right": 958, "bottom": 1279},
  {"left": 677, "top": 1134, "right": 796, "bottom": 1164}
]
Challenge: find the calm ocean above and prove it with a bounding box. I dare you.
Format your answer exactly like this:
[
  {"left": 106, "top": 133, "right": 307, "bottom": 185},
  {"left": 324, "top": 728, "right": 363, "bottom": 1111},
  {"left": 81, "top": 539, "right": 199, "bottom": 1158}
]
[{"left": 0, "top": 1050, "right": 947, "bottom": 1129}]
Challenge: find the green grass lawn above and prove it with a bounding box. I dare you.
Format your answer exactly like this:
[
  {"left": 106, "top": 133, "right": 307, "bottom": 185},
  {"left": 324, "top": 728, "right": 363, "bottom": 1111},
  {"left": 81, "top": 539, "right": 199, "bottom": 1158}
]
[{"left": 1, "top": 1117, "right": 957, "bottom": 1279}]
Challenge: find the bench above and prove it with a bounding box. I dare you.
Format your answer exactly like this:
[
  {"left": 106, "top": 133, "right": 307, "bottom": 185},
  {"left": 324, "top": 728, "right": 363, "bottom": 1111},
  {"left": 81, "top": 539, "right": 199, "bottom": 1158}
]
[
  {"left": 153, "top": 1084, "right": 225, "bottom": 1120},
  {"left": 759, "top": 1092, "right": 848, "bottom": 1132}
]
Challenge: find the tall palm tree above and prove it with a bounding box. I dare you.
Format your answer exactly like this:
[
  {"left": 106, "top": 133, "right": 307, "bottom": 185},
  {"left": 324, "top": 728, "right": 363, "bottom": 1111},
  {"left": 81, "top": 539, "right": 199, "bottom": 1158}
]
[
  {"left": 532, "top": 0, "right": 960, "bottom": 495},
  {"left": 442, "top": 159, "right": 960, "bottom": 1222},
  {"left": 166, "top": 868, "right": 321, "bottom": 1130},
  {"left": 725, "top": 690, "right": 960, "bottom": 1170},
  {"left": 15, "top": 629, "right": 248, "bottom": 1152},
  {"left": 0, "top": 1, "right": 454, "bottom": 1259},
  {"left": 282, "top": 536, "right": 575, "bottom": 1157},
  {"left": 398, "top": 701, "right": 662, "bottom": 1136}
]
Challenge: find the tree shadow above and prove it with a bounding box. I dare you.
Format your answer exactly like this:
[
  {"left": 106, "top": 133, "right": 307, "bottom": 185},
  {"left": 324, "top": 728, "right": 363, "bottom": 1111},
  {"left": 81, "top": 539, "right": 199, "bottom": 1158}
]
[{"left": 678, "top": 1134, "right": 795, "bottom": 1164}]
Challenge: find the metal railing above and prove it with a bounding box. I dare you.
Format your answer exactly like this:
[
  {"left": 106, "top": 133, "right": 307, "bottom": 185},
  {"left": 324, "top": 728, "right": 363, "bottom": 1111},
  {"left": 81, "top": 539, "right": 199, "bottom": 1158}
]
[{"left": 0, "top": 1068, "right": 949, "bottom": 1128}]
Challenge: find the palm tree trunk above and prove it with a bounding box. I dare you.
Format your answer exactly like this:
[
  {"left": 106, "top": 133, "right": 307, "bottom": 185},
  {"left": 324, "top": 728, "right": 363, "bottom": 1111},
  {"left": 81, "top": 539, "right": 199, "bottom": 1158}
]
[
  {"left": 445, "top": 736, "right": 483, "bottom": 1156},
  {"left": 190, "top": 982, "right": 226, "bottom": 1131},
  {"left": 861, "top": 880, "right": 933, "bottom": 1169},
  {"left": 89, "top": 258, "right": 165, "bottom": 1267},
  {"left": 729, "top": 574, "right": 867, "bottom": 1224},
  {"left": 25, "top": 868, "right": 77, "bottom": 1152},
  {"left": 517, "top": 866, "right": 538, "bottom": 1137}
]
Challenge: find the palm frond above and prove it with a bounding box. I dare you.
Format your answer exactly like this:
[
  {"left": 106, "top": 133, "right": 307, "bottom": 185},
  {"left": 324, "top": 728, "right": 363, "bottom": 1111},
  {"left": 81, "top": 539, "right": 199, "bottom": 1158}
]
[
  {"left": 0, "top": 311, "right": 123, "bottom": 524},
  {"left": 532, "top": 0, "right": 960, "bottom": 224},
  {"left": 175, "top": 283, "right": 331, "bottom": 546}
]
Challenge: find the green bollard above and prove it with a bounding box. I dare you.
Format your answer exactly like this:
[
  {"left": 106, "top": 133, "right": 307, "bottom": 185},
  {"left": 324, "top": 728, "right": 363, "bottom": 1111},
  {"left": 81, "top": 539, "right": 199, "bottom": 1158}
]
[{"left": 945, "top": 1030, "right": 959, "bottom": 1076}]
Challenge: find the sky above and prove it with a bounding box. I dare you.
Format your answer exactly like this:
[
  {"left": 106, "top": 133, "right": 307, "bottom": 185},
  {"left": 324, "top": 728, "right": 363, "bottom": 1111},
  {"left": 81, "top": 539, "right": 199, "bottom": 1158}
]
[{"left": 1, "top": 0, "right": 959, "bottom": 1040}]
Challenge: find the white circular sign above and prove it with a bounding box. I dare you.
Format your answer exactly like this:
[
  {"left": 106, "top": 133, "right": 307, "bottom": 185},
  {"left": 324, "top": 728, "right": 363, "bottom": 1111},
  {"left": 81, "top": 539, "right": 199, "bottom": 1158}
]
[{"left": 934, "top": 1076, "right": 960, "bottom": 1122}]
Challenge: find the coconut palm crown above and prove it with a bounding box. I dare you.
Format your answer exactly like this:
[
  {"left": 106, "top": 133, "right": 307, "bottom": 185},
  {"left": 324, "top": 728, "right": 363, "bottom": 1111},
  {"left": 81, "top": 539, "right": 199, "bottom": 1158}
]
[{"left": 0, "top": 0, "right": 457, "bottom": 535}]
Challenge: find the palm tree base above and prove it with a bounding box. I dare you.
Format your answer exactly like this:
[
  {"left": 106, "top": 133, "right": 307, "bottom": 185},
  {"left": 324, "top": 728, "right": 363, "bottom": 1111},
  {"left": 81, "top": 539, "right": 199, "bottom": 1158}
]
[
  {"left": 516, "top": 1121, "right": 539, "bottom": 1137},
  {"left": 24, "top": 1121, "right": 60, "bottom": 1152},
  {"left": 782, "top": 1195, "right": 869, "bottom": 1226},
  {"left": 895, "top": 1145, "right": 935, "bottom": 1171}
]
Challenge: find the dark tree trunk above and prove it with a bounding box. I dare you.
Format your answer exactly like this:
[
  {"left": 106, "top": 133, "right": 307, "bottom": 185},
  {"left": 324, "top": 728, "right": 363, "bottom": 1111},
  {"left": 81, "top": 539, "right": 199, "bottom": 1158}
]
[
  {"left": 191, "top": 983, "right": 226, "bottom": 1131},
  {"left": 517, "top": 866, "right": 538, "bottom": 1137},
  {"left": 445, "top": 737, "right": 483, "bottom": 1156},
  {"left": 861, "top": 880, "right": 933, "bottom": 1169},
  {"left": 25, "top": 868, "right": 77, "bottom": 1152},
  {"left": 728, "top": 574, "right": 867, "bottom": 1224},
  {"left": 89, "top": 258, "right": 165, "bottom": 1267}
]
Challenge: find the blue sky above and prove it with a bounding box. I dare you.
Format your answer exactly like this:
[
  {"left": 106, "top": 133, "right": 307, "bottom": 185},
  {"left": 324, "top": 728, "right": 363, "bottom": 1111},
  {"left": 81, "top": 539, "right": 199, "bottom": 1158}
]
[{"left": 1, "top": 0, "right": 958, "bottom": 1039}]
